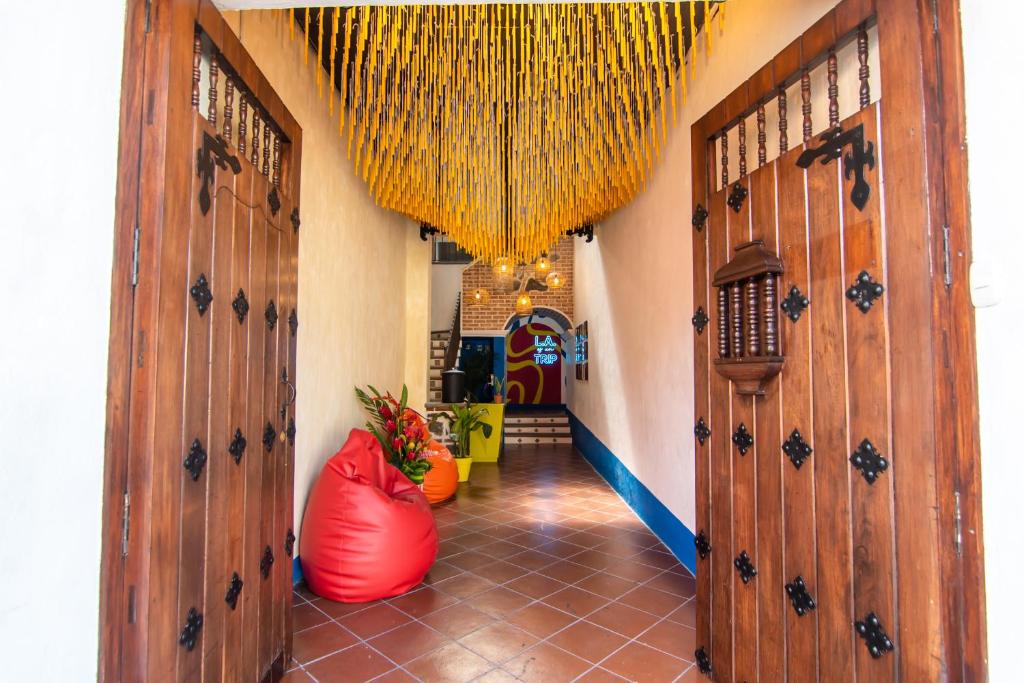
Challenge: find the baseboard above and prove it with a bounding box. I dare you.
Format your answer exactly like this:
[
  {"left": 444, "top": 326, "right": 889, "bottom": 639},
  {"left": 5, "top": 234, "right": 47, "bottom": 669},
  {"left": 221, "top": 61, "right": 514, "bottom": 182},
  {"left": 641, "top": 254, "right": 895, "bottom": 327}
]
[
  {"left": 293, "top": 556, "right": 303, "bottom": 587},
  {"left": 567, "top": 411, "right": 697, "bottom": 574}
]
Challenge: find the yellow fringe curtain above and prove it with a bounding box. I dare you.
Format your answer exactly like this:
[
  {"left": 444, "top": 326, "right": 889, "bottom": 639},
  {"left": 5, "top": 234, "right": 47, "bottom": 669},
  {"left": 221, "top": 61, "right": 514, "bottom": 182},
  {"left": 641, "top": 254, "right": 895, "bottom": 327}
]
[{"left": 288, "top": 2, "right": 723, "bottom": 264}]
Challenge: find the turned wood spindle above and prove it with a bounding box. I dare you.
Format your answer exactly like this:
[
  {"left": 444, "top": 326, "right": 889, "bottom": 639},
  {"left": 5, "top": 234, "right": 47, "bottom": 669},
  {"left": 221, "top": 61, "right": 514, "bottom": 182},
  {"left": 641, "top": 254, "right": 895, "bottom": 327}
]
[
  {"left": 801, "top": 69, "right": 812, "bottom": 143},
  {"left": 763, "top": 275, "right": 778, "bottom": 355},
  {"left": 273, "top": 134, "right": 282, "bottom": 188},
  {"left": 223, "top": 79, "right": 234, "bottom": 142},
  {"left": 191, "top": 33, "right": 202, "bottom": 111},
  {"left": 827, "top": 51, "right": 839, "bottom": 128},
  {"left": 757, "top": 103, "right": 766, "bottom": 167},
  {"left": 238, "top": 97, "right": 248, "bottom": 158},
  {"left": 746, "top": 279, "right": 761, "bottom": 356},
  {"left": 721, "top": 129, "right": 729, "bottom": 190},
  {"left": 208, "top": 52, "right": 218, "bottom": 126},
  {"left": 251, "top": 109, "right": 261, "bottom": 167},
  {"left": 738, "top": 117, "right": 747, "bottom": 178},
  {"left": 262, "top": 121, "right": 271, "bottom": 177},
  {"left": 778, "top": 87, "right": 788, "bottom": 154},
  {"left": 858, "top": 27, "right": 871, "bottom": 108},
  {"left": 717, "top": 288, "right": 729, "bottom": 358},
  {"left": 730, "top": 283, "right": 744, "bottom": 358}
]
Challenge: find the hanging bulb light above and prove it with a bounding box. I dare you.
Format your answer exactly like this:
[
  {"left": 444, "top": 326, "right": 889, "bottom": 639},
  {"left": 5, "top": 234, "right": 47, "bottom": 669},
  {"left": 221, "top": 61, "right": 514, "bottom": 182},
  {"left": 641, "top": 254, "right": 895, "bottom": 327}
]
[
  {"left": 515, "top": 292, "right": 534, "bottom": 316},
  {"left": 546, "top": 272, "right": 564, "bottom": 290},
  {"left": 469, "top": 288, "right": 491, "bottom": 305},
  {"left": 534, "top": 253, "right": 552, "bottom": 276},
  {"left": 492, "top": 257, "right": 513, "bottom": 280}
]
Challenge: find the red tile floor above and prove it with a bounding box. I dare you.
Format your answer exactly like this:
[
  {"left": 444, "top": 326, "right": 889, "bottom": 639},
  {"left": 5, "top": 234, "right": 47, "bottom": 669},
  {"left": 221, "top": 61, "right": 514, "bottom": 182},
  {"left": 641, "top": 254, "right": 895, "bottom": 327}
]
[{"left": 286, "top": 445, "right": 699, "bottom": 682}]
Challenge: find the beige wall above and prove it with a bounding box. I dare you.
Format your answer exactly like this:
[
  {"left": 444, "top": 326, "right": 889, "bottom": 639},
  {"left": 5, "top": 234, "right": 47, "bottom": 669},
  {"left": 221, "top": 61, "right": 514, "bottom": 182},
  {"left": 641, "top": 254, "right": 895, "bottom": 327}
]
[
  {"left": 961, "top": 3, "right": 1024, "bottom": 679},
  {"left": 570, "top": 0, "right": 842, "bottom": 530},
  {"left": 224, "top": 11, "right": 428, "bottom": 538}
]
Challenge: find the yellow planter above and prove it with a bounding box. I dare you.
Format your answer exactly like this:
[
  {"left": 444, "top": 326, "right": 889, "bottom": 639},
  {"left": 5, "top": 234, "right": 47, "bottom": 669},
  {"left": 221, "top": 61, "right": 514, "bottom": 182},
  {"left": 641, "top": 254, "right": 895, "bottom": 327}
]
[
  {"left": 469, "top": 403, "right": 505, "bottom": 463},
  {"left": 455, "top": 457, "right": 473, "bottom": 483}
]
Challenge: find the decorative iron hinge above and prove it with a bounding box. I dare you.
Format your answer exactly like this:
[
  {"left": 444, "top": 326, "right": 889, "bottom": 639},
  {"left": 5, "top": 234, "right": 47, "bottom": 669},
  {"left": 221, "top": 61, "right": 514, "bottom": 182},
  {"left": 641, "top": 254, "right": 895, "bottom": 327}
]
[
  {"left": 121, "top": 491, "right": 130, "bottom": 558},
  {"left": 131, "top": 224, "right": 141, "bottom": 288},
  {"left": 796, "top": 123, "right": 875, "bottom": 211},
  {"left": 942, "top": 224, "right": 953, "bottom": 287},
  {"left": 196, "top": 132, "right": 241, "bottom": 216},
  {"left": 954, "top": 490, "right": 962, "bottom": 556},
  {"left": 144, "top": 0, "right": 152, "bottom": 33}
]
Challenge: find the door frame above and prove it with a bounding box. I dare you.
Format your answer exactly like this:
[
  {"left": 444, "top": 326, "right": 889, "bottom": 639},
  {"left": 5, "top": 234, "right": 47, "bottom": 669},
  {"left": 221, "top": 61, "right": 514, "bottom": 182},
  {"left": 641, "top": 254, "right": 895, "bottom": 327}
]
[
  {"left": 98, "top": 2, "right": 303, "bottom": 680},
  {"left": 689, "top": 0, "right": 985, "bottom": 678}
]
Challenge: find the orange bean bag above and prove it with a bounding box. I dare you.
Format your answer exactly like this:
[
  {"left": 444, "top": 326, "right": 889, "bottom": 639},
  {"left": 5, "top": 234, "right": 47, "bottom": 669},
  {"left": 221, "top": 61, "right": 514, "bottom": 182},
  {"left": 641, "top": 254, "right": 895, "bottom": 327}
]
[
  {"left": 421, "top": 441, "right": 458, "bottom": 504},
  {"left": 299, "top": 428, "right": 438, "bottom": 602}
]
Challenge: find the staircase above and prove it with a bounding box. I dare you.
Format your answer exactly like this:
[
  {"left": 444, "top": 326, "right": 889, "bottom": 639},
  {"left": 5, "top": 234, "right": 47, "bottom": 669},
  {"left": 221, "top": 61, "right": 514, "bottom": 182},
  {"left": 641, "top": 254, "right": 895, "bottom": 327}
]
[
  {"left": 504, "top": 409, "right": 572, "bottom": 446},
  {"left": 428, "top": 331, "right": 448, "bottom": 404}
]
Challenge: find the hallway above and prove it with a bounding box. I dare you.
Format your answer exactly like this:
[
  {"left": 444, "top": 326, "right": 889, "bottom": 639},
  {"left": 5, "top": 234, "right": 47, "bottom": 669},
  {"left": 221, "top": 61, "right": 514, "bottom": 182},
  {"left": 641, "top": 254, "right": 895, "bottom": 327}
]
[{"left": 286, "top": 446, "right": 698, "bottom": 682}]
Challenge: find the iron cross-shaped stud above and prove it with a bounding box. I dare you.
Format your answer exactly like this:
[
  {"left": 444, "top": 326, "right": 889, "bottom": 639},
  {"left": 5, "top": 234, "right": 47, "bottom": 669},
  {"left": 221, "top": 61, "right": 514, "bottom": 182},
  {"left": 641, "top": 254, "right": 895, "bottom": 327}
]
[
  {"left": 692, "top": 306, "right": 709, "bottom": 334},
  {"left": 855, "top": 612, "right": 895, "bottom": 659},
  {"left": 846, "top": 270, "right": 885, "bottom": 313},
  {"left": 850, "top": 438, "right": 889, "bottom": 484},
  {"left": 732, "top": 423, "right": 754, "bottom": 455},
  {"left": 782, "top": 428, "right": 813, "bottom": 469},
  {"left": 781, "top": 285, "right": 809, "bottom": 322},
  {"left": 694, "top": 418, "right": 711, "bottom": 446},
  {"left": 785, "top": 576, "right": 817, "bottom": 616}
]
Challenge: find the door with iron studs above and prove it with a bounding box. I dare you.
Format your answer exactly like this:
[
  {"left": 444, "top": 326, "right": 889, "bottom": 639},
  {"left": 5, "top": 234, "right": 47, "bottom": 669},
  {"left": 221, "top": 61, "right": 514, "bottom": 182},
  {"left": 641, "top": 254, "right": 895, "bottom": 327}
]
[{"left": 690, "top": 2, "right": 962, "bottom": 680}]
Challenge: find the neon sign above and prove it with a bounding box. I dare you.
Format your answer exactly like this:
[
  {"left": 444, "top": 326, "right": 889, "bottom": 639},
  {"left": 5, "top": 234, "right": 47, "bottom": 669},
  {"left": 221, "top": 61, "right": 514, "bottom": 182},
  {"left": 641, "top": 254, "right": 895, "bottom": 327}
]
[{"left": 533, "top": 335, "right": 559, "bottom": 366}]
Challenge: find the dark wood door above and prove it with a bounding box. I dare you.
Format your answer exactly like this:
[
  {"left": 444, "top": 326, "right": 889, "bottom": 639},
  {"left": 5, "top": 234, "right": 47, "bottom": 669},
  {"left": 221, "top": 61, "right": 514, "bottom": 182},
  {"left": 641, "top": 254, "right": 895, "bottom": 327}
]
[
  {"left": 690, "top": 1, "right": 983, "bottom": 680},
  {"left": 99, "top": 3, "right": 302, "bottom": 681}
]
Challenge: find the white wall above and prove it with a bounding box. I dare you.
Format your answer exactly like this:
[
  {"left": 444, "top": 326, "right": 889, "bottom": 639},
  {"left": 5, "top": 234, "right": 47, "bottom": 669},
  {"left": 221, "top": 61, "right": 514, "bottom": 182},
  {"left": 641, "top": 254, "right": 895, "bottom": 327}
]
[
  {"left": 0, "top": 2, "right": 126, "bottom": 680},
  {"left": 571, "top": 0, "right": 842, "bottom": 530},
  {"left": 431, "top": 263, "right": 464, "bottom": 331},
  {"left": 961, "top": 4, "right": 1024, "bottom": 680}
]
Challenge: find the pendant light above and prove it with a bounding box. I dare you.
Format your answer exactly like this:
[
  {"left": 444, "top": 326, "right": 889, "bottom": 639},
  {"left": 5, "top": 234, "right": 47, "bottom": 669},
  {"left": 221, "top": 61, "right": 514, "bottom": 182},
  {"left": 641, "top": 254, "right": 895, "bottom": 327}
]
[
  {"left": 515, "top": 292, "right": 534, "bottom": 316},
  {"left": 534, "top": 253, "right": 552, "bottom": 276},
  {"left": 545, "top": 272, "right": 564, "bottom": 290},
  {"left": 492, "top": 257, "right": 513, "bottom": 280},
  {"left": 469, "top": 288, "right": 491, "bottom": 305}
]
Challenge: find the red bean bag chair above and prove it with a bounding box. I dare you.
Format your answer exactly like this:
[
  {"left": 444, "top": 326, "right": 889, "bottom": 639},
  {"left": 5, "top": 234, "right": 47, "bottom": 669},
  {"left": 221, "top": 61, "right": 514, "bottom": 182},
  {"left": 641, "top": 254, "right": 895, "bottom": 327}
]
[
  {"left": 300, "top": 428, "right": 438, "bottom": 602},
  {"left": 421, "top": 441, "right": 458, "bottom": 504}
]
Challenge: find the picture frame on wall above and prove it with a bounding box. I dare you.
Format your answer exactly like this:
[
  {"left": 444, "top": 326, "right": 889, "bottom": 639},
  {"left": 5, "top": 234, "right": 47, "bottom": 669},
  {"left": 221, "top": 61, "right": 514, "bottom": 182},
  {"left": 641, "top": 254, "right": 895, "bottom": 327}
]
[{"left": 575, "top": 321, "right": 589, "bottom": 381}]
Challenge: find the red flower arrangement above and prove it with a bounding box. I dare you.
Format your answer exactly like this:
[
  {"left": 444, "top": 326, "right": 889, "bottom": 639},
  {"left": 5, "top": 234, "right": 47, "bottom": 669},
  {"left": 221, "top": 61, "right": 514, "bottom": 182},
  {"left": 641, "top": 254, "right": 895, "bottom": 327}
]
[{"left": 355, "top": 384, "right": 433, "bottom": 484}]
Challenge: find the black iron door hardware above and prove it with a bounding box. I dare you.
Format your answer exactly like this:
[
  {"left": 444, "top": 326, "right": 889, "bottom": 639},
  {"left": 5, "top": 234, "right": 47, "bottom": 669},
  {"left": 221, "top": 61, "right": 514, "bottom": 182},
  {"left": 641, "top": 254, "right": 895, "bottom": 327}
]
[
  {"left": 695, "top": 647, "right": 712, "bottom": 676},
  {"left": 285, "top": 529, "right": 296, "bottom": 557},
  {"left": 694, "top": 418, "right": 711, "bottom": 446},
  {"left": 231, "top": 289, "right": 249, "bottom": 324},
  {"left": 781, "top": 285, "right": 809, "bottom": 322},
  {"left": 288, "top": 308, "right": 298, "bottom": 337},
  {"left": 692, "top": 306, "right": 709, "bottom": 334},
  {"left": 850, "top": 438, "right": 889, "bottom": 484},
  {"left": 178, "top": 607, "right": 203, "bottom": 651},
  {"left": 228, "top": 428, "right": 246, "bottom": 465},
  {"left": 727, "top": 182, "right": 748, "bottom": 213},
  {"left": 197, "top": 131, "right": 241, "bottom": 216},
  {"left": 267, "top": 186, "right": 281, "bottom": 217},
  {"left": 190, "top": 274, "right": 213, "bottom": 316},
  {"left": 225, "top": 572, "right": 243, "bottom": 610},
  {"left": 183, "top": 438, "right": 207, "bottom": 481},
  {"left": 732, "top": 423, "right": 754, "bottom": 455},
  {"left": 260, "top": 546, "right": 274, "bottom": 579},
  {"left": 855, "top": 612, "right": 894, "bottom": 659},
  {"left": 734, "top": 550, "right": 757, "bottom": 583},
  {"left": 785, "top": 576, "right": 816, "bottom": 616},
  {"left": 290, "top": 207, "right": 301, "bottom": 233},
  {"left": 846, "top": 270, "right": 885, "bottom": 313},
  {"left": 796, "top": 123, "right": 875, "bottom": 211},
  {"left": 692, "top": 203, "right": 708, "bottom": 232},
  {"left": 695, "top": 531, "right": 711, "bottom": 560},
  {"left": 265, "top": 300, "right": 278, "bottom": 330},
  {"left": 783, "top": 429, "right": 813, "bottom": 469},
  {"left": 286, "top": 418, "right": 296, "bottom": 446},
  {"left": 262, "top": 422, "right": 276, "bottom": 453}
]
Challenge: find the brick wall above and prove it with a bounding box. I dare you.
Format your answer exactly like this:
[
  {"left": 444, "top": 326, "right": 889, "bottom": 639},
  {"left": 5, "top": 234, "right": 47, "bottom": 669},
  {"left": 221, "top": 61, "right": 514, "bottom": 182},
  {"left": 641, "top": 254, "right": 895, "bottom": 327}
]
[{"left": 462, "top": 238, "right": 575, "bottom": 332}]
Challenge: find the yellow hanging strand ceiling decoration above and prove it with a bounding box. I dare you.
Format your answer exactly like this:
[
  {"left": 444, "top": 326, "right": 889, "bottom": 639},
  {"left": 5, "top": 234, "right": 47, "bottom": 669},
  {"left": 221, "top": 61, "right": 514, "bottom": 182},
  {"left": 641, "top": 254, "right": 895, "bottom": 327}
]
[{"left": 288, "top": 2, "right": 722, "bottom": 265}]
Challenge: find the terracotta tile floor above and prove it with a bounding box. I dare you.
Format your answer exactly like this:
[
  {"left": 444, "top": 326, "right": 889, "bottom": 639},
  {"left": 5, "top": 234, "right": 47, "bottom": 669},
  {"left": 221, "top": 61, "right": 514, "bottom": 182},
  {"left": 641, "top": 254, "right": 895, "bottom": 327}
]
[{"left": 287, "top": 445, "right": 699, "bottom": 683}]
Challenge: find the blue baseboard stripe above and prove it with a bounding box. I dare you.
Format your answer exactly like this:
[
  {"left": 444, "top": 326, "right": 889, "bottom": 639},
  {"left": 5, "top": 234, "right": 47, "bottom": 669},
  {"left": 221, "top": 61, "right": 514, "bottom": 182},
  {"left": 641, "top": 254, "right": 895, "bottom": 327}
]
[
  {"left": 293, "top": 556, "right": 303, "bottom": 587},
  {"left": 567, "top": 411, "right": 697, "bottom": 574}
]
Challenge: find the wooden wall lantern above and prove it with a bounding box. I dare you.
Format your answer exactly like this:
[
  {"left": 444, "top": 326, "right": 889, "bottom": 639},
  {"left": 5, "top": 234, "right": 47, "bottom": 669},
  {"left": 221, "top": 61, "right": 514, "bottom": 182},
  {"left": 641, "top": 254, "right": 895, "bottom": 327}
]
[{"left": 712, "top": 240, "right": 784, "bottom": 395}]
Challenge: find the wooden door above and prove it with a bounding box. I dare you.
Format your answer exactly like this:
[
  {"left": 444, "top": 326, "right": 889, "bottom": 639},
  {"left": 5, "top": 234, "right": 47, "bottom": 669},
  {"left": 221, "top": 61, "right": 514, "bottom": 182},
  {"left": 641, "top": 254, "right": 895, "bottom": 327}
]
[
  {"left": 99, "top": 3, "right": 302, "bottom": 682},
  {"left": 507, "top": 323, "right": 563, "bottom": 404},
  {"left": 690, "top": 1, "right": 984, "bottom": 681}
]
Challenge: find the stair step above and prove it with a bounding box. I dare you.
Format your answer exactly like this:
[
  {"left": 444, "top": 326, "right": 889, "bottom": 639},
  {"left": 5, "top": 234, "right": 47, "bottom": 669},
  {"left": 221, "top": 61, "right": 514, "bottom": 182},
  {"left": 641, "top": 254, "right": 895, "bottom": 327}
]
[
  {"left": 431, "top": 332, "right": 449, "bottom": 341},
  {"left": 431, "top": 350, "right": 446, "bottom": 360},
  {"left": 504, "top": 415, "right": 569, "bottom": 426},
  {"left": 504, "top": 434, "right": 573, "bottom": 445},
  {"left": 430, "top": 358, "right": 444, "bottom": 369},
  {"left": 505, "top": 425, "right": 570, "bottom": 435},
  {"left": 429, "top": 379, "right": 442, "bottom": 390}
]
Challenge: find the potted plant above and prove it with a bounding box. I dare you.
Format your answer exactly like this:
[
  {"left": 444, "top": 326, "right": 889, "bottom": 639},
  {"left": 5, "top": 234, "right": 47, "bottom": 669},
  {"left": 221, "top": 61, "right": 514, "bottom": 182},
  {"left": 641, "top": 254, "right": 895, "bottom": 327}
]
[
  {"left": 491, "top": 375, "right": 505, "bottom": 404},
  {"left": 432, "top": 400, "right": 493, "bottom": 482},
  {"left": 354, "top": 384, "right": 433, "bottom": 485}
]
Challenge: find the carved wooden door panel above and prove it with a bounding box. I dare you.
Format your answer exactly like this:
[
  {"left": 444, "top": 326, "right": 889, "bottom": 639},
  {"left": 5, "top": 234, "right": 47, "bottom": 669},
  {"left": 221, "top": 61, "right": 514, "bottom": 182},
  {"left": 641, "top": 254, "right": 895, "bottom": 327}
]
[
  {"left": 690, "top": 1, "right": 978, "bottom": 680},
  {"left": 106, "top": 4, "right": 302, "bottom": 681}
]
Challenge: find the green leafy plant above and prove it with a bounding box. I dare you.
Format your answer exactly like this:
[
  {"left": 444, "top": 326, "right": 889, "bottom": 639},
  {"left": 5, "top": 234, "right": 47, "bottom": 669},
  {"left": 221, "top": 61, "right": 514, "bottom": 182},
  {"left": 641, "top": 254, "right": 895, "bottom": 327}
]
[
  {"left": 354, "top": 384, "right": 433, "bottom": 484},
  {"left": 447, "top": 400, "right": 494, "bottom": 459},
  {"left": 491, "top": 375, "right": 505, "bottom": 399}
]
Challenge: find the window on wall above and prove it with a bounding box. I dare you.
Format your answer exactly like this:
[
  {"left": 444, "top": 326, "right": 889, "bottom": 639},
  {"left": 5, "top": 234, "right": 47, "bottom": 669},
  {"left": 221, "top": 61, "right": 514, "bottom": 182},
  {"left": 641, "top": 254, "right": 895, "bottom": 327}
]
[{"left": 575, "top": 321, "right": 589, "bottom": 381}]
